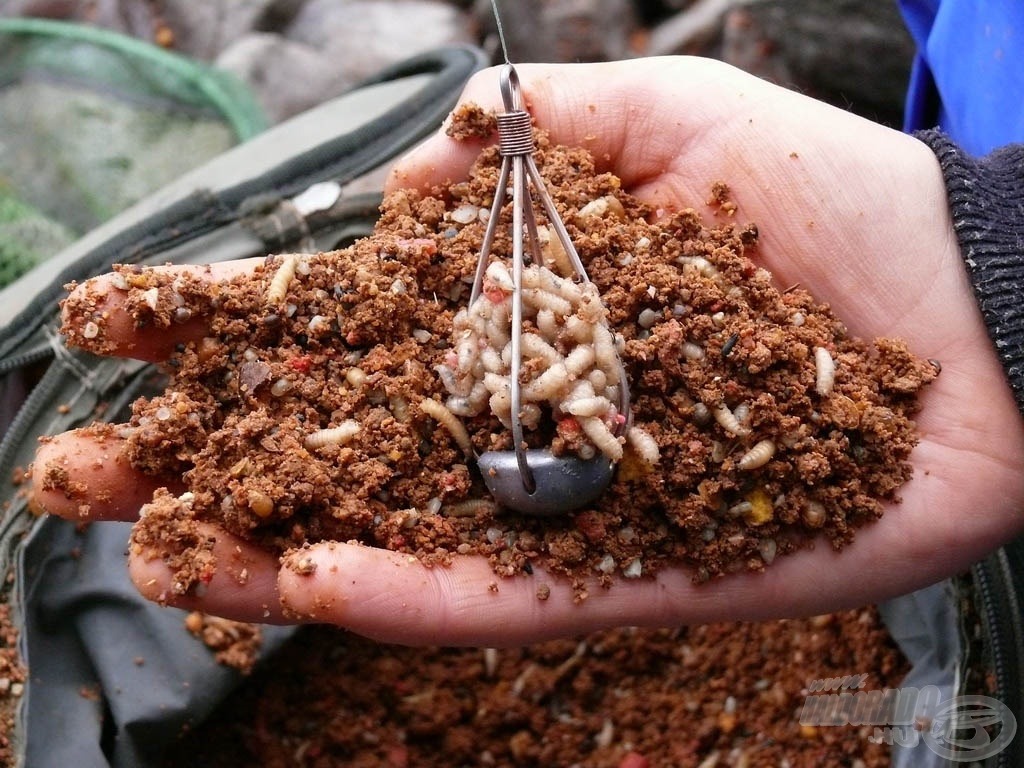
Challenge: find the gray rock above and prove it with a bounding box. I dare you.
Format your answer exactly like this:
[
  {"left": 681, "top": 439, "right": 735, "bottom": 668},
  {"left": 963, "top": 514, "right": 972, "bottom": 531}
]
[
  {"left": 476, "top": 0, "right": 639, "bottom": 63},
  {"left": 215, "top": 32, "right": 345, "bottom": 123},
  {"left": 0, "top": 0, "right": 91, "bottom": 21},
  {"left": 0, "top": 0, "right": 155, "bottom": 38},
  {"left": 286, "top": 0, "right": 474, "bottom": 83},
  {"left": 645, "top": 0, "right": 737, "bottom": 55},
  {"left": 734, "top": 0, "right": 914, "bottom": 126},
  {"left": 644, "top": 0, "right": 912, "bottom": 126},
  {"left": 2, "top": 0, "right": 913, "bottom": 128},
  {"left": 159, "top": 0, "right": 305, "bottom": 60},
  {"left": 0, "top": 0, "right": 304, "bottom": 53}
]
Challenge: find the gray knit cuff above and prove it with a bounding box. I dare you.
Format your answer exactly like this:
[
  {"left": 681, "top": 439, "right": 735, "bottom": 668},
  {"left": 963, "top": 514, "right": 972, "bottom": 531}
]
[{"left": 915, "top": 129, "right": 1024, "bottom": 412}]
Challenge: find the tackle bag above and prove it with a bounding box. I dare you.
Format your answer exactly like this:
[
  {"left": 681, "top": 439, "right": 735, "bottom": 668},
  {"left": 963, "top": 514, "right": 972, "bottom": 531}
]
[{"left": 0, "top": 44, "right": 487, "bottom": 768}]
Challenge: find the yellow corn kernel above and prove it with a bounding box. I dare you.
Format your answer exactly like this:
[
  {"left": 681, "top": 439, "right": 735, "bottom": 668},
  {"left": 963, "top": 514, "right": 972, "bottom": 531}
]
[{"left": 743, "top": 487, "right": 774, "bottom": 526}]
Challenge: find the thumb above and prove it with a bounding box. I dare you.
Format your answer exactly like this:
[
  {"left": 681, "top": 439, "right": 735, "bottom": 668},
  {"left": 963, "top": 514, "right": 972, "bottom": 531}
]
[
  {"left": 385, "top": 125, "right": 493, "bottom": 194},
  {"left": 384, "top": 57, "right": 733, "bottom": 197}
]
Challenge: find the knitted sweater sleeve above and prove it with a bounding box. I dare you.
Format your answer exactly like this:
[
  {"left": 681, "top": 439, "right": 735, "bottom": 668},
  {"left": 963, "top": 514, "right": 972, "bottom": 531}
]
[{"left": 915, "top": 129, "right": 1024, "bottom": 412}]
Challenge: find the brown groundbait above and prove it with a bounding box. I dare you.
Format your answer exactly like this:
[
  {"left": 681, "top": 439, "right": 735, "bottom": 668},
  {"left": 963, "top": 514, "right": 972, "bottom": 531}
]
[
  {"left": 53, "top": 105, "right": 938, "bottom": 766},
  {"left": 60, "top": 110, "right": 935, "bottom": 596}
]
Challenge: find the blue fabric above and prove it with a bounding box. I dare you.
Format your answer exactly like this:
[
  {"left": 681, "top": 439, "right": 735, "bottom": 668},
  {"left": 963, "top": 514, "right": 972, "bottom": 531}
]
[{"left": 899, "top": 0, "right": 1024, "bottom": 154}]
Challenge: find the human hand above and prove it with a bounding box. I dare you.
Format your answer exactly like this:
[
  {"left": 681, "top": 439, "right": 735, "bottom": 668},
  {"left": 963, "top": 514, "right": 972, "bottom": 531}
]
[{"left": 33, "top": 57, "right": 1024, "bottom": 646}]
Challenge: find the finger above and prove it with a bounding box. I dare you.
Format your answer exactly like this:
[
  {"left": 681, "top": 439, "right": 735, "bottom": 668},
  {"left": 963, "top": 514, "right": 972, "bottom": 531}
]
[
  {"left": 62, "top": 257, "right": 264, "bottom": 362},
  {"left": 275, "top": 444, "right": 1024, "bottom": 650},
  {"left": 274, "top": 541, "right": 847, "bottom": 647},
  {"left": 31, "top": 427, "right": 182, "bottom": 522},
  {"left": 130, "top": 522, "right": 287, "bottom": 624},
  {"left": 277, "top": 541, "right": 623, "bottom": 646}
]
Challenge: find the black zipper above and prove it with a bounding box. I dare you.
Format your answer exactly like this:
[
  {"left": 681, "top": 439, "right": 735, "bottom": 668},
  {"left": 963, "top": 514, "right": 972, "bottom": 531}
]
[
  {"left": 0, "top": 352, "right": 90, "bottom": 476},
  {"left": 0, "top": 329, "right": 58, "bottom": 375},
  {"left": 970, "top": 543, "right": 1024, "bottom": 767}
]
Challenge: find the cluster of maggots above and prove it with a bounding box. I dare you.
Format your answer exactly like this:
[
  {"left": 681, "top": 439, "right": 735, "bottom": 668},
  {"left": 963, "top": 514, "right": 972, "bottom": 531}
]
[
  {"left": 256, "top": 210, "right": 840, "bottom": 485},
  {"left": 256, "top": 217, "right": 842, "bottom": 509},
  {"left": 437, "top": 259, "right": 659, "bottom": 465},
  {"left": 247, "top": 181, "right": 848, "bottom": 559}
]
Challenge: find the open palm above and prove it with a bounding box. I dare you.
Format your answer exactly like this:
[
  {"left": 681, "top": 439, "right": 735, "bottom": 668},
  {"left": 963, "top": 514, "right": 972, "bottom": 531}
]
[{"left": 34, "top": 58, "right": 1024, "bottom": 646}]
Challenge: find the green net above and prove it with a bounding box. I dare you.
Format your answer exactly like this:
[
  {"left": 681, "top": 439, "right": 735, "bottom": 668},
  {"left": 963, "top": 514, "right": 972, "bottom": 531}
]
[{"left": 0, "top": 18, "right": 267, "bottom": 287}]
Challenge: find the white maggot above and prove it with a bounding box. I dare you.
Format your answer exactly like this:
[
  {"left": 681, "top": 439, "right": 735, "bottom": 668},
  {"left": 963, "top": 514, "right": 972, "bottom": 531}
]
[
  {"left": 563, "top": 345, "right": 596, "bottom": 378},
  {"left": 418, "top": 398, "right": 473, "bottom": 457},
  {"left": 520, "top": 333, "right": 562, "bottom": 366},
  {"left": 737, "top": 439, "right": 776, "bottom": 470},
  {"left": 266, "top": 254, "right": 299, "bottom": 304},
  {"left": 815, "top": 346, "right": 836, "bottom": 396},
  {"left": 713, "top": 403, "right": 752, "bottom": 438},
  {"left": 579, "top": 415, "right": 624, "bottom": 461},
  {"left": 627, "top": 427, "right": 661, "bottom": 466},
  {"left": 522, "top": 287, "right": 573, "bottom": 317},
  {"left": 564, "top": 395, "right": 613, "bottom": 418},
  {"left": 304, "top": 420, "right": 361, "bottom": 449},
  {"left": 522, "top": 362, "right": 570, "bottom": 401}
]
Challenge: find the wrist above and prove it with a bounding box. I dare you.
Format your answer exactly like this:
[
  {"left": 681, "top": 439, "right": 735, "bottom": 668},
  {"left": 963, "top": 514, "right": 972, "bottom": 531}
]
[{"left": 916, "top": 130, "right": 1024, "bottom": 412}]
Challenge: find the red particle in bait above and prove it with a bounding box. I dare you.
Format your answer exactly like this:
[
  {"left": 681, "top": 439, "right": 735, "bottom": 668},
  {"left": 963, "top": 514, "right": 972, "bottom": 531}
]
[
  {"left": 618, "top": 753, "right": 649, "bottom": 768},
  {"left": 288, "top": 356, "right": 312, "bottom": 373},
  {"left": 557, "top": 416, "right": 581, "bottom": 437},
  {"left": 482, "top": 278, "right": 509, "bottom": 304},
  {"left": 397, "top": 237, "right": 437, "bottom": 256}
]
